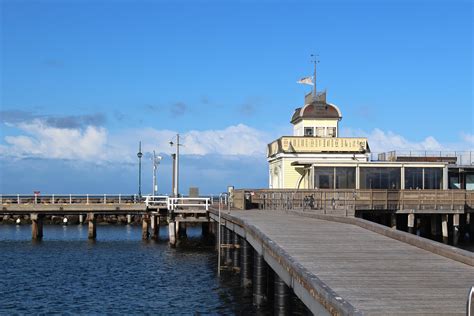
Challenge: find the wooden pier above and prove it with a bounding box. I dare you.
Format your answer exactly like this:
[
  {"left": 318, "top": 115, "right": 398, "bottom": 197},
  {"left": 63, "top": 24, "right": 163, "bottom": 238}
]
[
  {"left": 0, "top": 194, "right": 210, "bottom": 244},
  {"left": 210, "top": 208, "right": 474, "bottom": 315}
]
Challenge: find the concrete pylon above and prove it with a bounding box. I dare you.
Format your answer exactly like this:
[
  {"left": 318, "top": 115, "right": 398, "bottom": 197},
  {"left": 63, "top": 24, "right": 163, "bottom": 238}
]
[
  {"left": 31, "top": 213, "right": 44, "bottom": 240},
  {"left": 87, "top": 213, "right": 96, "bottom": 239}
]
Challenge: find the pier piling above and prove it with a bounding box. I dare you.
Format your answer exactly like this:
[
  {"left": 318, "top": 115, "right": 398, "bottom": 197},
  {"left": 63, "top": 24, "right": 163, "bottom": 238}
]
[
  {"left": 31, "top": 213, "right": 44, "bottom": 240},
  {"left": 225, "top": 227, "right": 233, "bottom": 266},
  {"left": 408, "top": 213, "right": 415, "bottom": 234},
  {"left": 233, "top": 233, "right": 240, "bottom": 272},
  {"left": 390, "top": 213, "right": 397, "bottom": 229},
  {"left": 442, "top": 214, "right": 449, "bottom": 243},
  {"left": 169, "top": 221, "right": 177, "bottom": 247},
  {"left": 240, "top": 238, "right": 252, "bottom": 287},
  {"left": 274, "top": 274, "right": 290, "bottom": 316},
  {"left": 127, "top": 214, "right": 132, "bottom": 224},
  {"left": 142, "top": 214, "right": 150, "bottom": 240},
  {"left": 453, "top": 214, "right": 460, "bottom": 246},
  {"left": 253, "top": 251, "right": 267, "bottom": 308},
  {"left": 79, "top": 214, "right": 84, "bottom": 225},
  {"left": 151, "top": 215, "right": 159, "bottom": 240},
  {"left": 87, "top": 213, "right": 96, "bottom": 239}
]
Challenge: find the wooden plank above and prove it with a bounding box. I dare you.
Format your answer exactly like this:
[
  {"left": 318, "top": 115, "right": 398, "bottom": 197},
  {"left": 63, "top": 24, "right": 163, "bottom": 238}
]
[{"left": 222, "top": 210, "right": 474, "bottom": 315}]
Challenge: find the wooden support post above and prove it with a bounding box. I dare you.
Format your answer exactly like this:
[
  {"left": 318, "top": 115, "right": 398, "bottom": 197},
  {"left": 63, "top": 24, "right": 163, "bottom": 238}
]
[
  {"left": 240, "top": 238, "right": 253, "bottom": 287},
  {"left": 441, "top": 214, "right": 449, "bottom": 244},
  {"left": 87, "top": 213, "right": 96, "bottom": 239},
  {"left": 151, "top": 215, "right": 159, "bottom": 240},
  {"left": 168, "top": 221, "right": 177, "bottom": 247},
  {"left": 225, "top": 227, "right": 233, "bottom": 265},
  {"left": 453, "top": 214, "right": 460, "bottom": 246},
  {"left": 407, "top": 213, "right": 415, "bottom": 234},
  {"left": 274, "top": 273, "right": 290, "bottom": 316},
  {"left": 253, "top": 251, "right": 267, "bottom": 308},
  {"left": 233, "top": 233, "right": 240, "bottom": 273},
  {"left": 178, "top": 222, "right": 187, "bottom": 238},
  {"left": 390, "top": 213, "right": 397, "bottom": 230},
  {"left": 127, "top": 214, "right": 132, "bottom": 224},
  {"left": 142, "top": 214, "right": 150, "bottom": 240},
  {"left": 31, "top": 213, "right": 43, "bottom": 240}
]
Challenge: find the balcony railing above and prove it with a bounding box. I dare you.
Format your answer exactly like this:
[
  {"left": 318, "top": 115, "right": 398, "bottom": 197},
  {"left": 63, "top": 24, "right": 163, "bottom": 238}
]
[
  {"left": 267, "top": 136, "right": 369, "bottom": 157},
  {"left": 375, "top": 151, "right": 474, "bottom": 166}
]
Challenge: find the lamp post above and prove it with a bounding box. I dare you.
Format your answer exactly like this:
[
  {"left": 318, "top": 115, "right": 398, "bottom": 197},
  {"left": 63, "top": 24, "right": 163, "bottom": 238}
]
[
  {"left": 169, "top": 134, "right": 181, "bottom": 197},
  {"left": 137, "top": 141, "right": 143, "bottom": 197},
  {"left": 152, "top": 151, "right": 162, "bottom": 196}
]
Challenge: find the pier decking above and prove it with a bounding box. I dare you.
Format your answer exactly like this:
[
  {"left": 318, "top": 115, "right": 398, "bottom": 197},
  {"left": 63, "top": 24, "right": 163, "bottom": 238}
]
[{"left": 210, "top": 209, "right": 474, "bottom": 315}]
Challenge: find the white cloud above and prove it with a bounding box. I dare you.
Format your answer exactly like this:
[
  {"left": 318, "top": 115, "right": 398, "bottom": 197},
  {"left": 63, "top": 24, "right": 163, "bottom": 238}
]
[
  {"left": 0, "top": 120, "right": 271, "bottom": 163},
  {"left": 461, "top": 132, "right": 474, "bottom": 145},
  {"left": 1, "top": 118, "right": 471, "bottom": 164},
  {"left": 340, "top": 127, "right": 474, "bottom": 153},
  {"left": 2, "top": 120, "right": 109, "bottom": 161}
]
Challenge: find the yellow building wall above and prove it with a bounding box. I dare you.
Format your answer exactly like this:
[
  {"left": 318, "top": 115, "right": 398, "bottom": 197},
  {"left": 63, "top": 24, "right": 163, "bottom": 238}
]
[{"left": 282, "top": 159, "right": 307, "bottom": 189}]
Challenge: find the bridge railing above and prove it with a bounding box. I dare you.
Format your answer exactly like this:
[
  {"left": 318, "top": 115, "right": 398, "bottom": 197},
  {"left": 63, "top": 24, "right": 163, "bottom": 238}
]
[
  {"left": 235, "top": 189, "right": 474, "bottom": 212},
  {"left": 0, "top": 194, "right": 139, "bottom": 205},
  {"left": 168, "top": 197, "right": 210, "bottom": 212},
  {"left": 144, "top": 195, "right": 169, "bottom": 208}
]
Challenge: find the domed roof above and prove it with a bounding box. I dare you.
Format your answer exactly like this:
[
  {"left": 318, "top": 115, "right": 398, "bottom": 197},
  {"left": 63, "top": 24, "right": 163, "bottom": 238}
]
[{"left": 290, "top": 101, "right": 342, "bottom": 124}]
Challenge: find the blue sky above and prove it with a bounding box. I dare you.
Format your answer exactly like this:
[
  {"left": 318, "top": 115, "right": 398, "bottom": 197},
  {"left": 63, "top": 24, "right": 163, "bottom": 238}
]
[{"left": 1, "top": 0, "right": 472, "bottom": 194}]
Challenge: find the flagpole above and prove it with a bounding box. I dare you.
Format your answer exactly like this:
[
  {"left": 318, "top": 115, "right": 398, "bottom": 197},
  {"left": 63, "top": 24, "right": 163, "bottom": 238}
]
[{"left": 312, "top": 54, "right": 317, "bottom": 102}]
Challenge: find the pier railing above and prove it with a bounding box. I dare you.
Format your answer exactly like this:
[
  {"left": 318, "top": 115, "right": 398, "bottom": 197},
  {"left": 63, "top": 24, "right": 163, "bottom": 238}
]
[
  {"left": 234, "top": 189, "right": 474, "bottom": 213},
  {"left": 168, "top": 197, "right": 210, "bottom": 213},
  {"left": 0, "top": 194, "right": 139, "bottom": 205}
]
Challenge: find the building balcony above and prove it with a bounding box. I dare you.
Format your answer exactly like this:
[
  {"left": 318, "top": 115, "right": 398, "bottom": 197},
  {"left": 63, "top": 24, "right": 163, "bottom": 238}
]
[{"left": 267, "top": 136, "right": 369, "bottom": 158}]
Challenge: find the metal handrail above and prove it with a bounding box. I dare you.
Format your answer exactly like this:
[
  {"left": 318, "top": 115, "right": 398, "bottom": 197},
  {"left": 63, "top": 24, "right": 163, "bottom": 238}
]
[
  {"left": 468, "top": 286, "right": 474, "bottom": 316},
  {"left": 168, "top": 197, "right": 210, "bottom": 211},
  {"left": 0, "top": 194, "right": 139, "bottom": 205}
]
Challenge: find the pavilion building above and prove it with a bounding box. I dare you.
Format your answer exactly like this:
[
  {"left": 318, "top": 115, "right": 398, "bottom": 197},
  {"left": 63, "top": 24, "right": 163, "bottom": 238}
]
[{"left": 267, "top": 83, "right": 473, "bottom": 191}]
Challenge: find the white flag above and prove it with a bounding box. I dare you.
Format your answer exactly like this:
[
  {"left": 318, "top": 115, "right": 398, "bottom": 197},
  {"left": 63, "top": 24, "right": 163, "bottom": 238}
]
[{"left": 297, "top": 76, "right": 314, "bottom": 86}]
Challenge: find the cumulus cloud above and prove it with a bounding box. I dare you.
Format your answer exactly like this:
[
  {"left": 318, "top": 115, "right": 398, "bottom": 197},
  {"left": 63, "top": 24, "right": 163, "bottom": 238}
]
[
  {"left": 1, "top": 118, "right": 271, "bottom": 163},
  {"left": 461, "top": 132, "right": 474, "bottom": 145},
  {"left": 341, "top": 127, "right": 472, "bottom": 153},
  {"left": 1, "top": 120, "right": 109, "bottom": 161}
]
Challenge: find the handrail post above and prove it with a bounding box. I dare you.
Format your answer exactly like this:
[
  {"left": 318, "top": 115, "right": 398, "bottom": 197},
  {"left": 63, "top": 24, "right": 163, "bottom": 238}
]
[
  {"left": 17, "top": 194, "right": 20, "bottom": 204},
  {"left": 119, "top": 194, "right": 121, "bottom": 204},
  {"left": 86, "top": 194, "right": 89, "bottom": 204},
  {"left": 104, "top": 194, "right": 106, "bottom": 204},
  {"left": 52, "top": 194, "right": 55, "bottom": 204},
  {"left": 69, "top": 194, "right": 72, "bottom": 204}
]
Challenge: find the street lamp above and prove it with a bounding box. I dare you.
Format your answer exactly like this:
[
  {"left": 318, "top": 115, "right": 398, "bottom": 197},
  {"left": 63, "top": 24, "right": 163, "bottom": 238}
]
[
  {"left": 152, "top": 151, "right": 162, "bottom": 196},
  {"left": 137, "top": 141, "right": 143, "bottom": 197},
  {"left": 169, "top": 134, "right": 181, "bottom": 197}
]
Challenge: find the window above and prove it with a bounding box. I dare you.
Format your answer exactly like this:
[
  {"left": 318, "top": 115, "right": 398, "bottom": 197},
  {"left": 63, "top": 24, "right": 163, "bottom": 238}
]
[
  {"left": 335, "top": 167, "right": 356, "bottom": 189},
  {"left": 314, "top": 167, "right": 356, "bottom": 189},
  {"left": 405, "top": 168, "right": 423, "bottom": 189},
  {"left": 360, "top": 167, "right": 401, "bottom": 189},
  {"left": 467, "top": 174, "right": 474, "bottom": 190},
  {"left": 304, "top": 127, "right": 314, "bottom": 136},
  {"left": 424, "top": 168, "right": 442, "bottom": 189},
  {"left": 327, "top": 127, "right": 336, "bottom": 137},
  {"left": 316, "top": 127, "right": 325, "bottom": 137},
  {"left": 314, "top": 167, "right": 334, "bottom": 189}
]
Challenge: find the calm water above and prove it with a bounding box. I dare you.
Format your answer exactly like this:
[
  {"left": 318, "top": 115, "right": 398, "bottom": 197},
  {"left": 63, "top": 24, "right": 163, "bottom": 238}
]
[{"left": 0, "top": 224, "right": 259, "bottom": 315}]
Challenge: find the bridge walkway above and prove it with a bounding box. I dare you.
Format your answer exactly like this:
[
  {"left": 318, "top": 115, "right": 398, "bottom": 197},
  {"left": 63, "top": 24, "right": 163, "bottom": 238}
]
[{"left": 218, "top": 209, "right": 474, "bottom": 315}]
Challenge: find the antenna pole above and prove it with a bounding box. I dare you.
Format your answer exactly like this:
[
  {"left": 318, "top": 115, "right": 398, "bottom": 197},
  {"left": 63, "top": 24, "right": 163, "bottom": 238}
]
[{"left": 311, "top": 54, "right": 319, "bottom": 101}]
